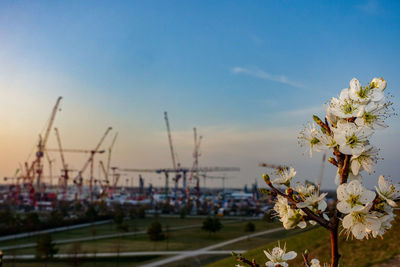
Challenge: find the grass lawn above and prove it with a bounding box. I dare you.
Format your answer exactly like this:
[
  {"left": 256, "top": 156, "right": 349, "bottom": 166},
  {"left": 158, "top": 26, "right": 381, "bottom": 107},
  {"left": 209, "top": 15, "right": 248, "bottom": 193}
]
[
  {"left": 0, "top": 217, "right": 206, "bottom": 248},
  {"left": 6, "top": 219, "right": 280, "bottom": 256},
  {"left": 3, "top": 219, "right": 294, "bottom": 267},
  {"left": 206, "top": 210, "right": 400, "bottom": 267},
  {"left": 3, "top": 256, "right": 159, "bottom": 267},
  {"left": 3, "top": 218, "right": 288, "bottom": 266}
]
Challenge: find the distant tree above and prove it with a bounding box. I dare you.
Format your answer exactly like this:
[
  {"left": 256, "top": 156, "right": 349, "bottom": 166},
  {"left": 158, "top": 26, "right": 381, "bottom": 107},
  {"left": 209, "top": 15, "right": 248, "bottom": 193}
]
[
  {"left": 113, "top": 209, "right": 124, "bottom": 225},
  {"left": 97, "top": 201, "right": 110, "bottom": 217},
  {"left": 201, "top": 217, "right": 223, "bottom": 235},
  {"left": 244, "top": 221, "right": 256, "bottom": 233},
  {"left": 48, "top": 210, "right": 63, "bottom": 227},
  {"left": 74, "top": 201, "right": 83, "bottom": 213},
  {"left": 23, "top": 212, "right": 41, "bottom": 231},
  {"left": 0, "top": 208, "right": 14, "bottom": 225},
  {"left": 129, "top": 206, "right": 137, "bottom": 219},
  {"left": 147, "top": 222, "right": 165, "bottom": 241},
  {"left": 85, "top": 204, "right": 98, "bottom": 221},
  {"left": 137, "top": 207, "right": 146, "bottom": 218},
  {"left": 36, "top": 234, "right": 58, "bottom": 260}
]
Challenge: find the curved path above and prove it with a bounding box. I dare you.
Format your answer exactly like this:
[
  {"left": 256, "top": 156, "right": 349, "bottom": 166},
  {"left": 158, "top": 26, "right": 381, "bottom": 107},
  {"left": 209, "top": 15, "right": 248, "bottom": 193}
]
[
  {"left": 140, "top": 227, "right": 284, "bottom": 267},
  {"left": 4, "top": 250, "right": 246, "bottom": 260}
]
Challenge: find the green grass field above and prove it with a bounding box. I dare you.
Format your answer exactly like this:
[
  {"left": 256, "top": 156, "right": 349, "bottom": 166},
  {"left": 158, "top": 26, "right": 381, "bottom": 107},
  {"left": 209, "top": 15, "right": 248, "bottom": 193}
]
[
  {"left": 206, "top": 210, "right": 400, "bottom": 267},
  {"left": 0, "top": 217, "right": 205, "bottom": 248},
  {"left": 7, "top": 211, "right": 399, "bottom": 267},
  {"left": 3, "top": 217, "right": 288, "bottom": 267},
  {"left": 5, "top": 219, "right": 280, "bottom": 256}
]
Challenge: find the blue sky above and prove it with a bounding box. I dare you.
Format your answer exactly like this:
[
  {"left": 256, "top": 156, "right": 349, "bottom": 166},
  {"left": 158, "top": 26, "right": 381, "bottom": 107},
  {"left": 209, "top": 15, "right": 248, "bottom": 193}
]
[{"left": 1, "top": 0, "right": 400, "bottom": 189}]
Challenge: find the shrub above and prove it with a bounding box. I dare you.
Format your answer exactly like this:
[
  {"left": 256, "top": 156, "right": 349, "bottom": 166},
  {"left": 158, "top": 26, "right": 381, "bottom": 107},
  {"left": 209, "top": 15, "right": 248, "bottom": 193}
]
[
  {"left": 147, "top": 222, "right": 165, "bottom": 241},
  {"left": 244, "top": 221, "right": 256, "bottom": 233},
  {"left": 202, "top": 217, "right": 222, "bottom": 235},
  {"left": 36, "top": 234, "right": 58, "bottom": 259}
]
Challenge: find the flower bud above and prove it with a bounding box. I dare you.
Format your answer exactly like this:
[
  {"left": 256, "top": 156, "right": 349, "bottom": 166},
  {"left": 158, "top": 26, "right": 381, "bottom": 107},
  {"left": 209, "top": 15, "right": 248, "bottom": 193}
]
[
  {"left": 370, "top": 77, "right": 387, "bottom": 91},
  {"left": 262, "top": 174, "right": 270, "bottom": 184}
]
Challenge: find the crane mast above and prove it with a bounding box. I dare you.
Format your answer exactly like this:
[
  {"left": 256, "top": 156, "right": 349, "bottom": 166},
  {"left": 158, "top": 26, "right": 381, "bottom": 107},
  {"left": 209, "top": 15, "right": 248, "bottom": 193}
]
[
  {"left": 75, "top": 127, "right": 112, "bottom": 201},
  {"left": 164, "top": 112, "right": 179, "bottom": 201},
  {"left": 192, "top": 127, "right": 202, "bottom": 207},
  {"left": 164, "top": 112, "right": 177, "bottom": 170},
  {"left": 106, "top": 132, "right": 118, "bottom": 181},
  {"left": 54, "top": 127, "right": 69, "bottom": 200},
  {"left": 30, "top": 96, "right": 62, "bottom": 205}
]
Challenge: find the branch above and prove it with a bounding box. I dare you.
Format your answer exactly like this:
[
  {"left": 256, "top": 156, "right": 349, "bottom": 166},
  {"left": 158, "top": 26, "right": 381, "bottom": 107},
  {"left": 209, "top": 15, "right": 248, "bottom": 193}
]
[
  {"left": 313, "top": 115, "right": 331, "bottom": 135},
  {"left": 232, "top": 252, "right": 260, "bottom": 267},
  {"left": 340, "top": 154, "right": 350, "bottom": 184},
  {"left": 328, "top": 157, "right": 338, "bottom": 167},
  {"left": 302, "top": 251, "right": 311, "bottom": 267},
  {"left": 263, "top": 176, "right": 331, "bottom": 230}
]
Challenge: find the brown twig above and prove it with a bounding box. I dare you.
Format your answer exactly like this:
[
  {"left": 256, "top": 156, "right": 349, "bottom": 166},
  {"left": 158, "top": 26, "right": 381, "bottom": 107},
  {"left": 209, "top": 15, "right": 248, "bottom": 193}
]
[
  {"left": 234, "top": 254, "right": 260, "bottom": 267},
  {"left": 302, "top": 252, "right": 311, "bottom": 267},
  {"left": 328, "top": 157, "right": 338, "bottom": 167},
  {"left": 313, "top": 115, "right": 331, "bottom": 134}
]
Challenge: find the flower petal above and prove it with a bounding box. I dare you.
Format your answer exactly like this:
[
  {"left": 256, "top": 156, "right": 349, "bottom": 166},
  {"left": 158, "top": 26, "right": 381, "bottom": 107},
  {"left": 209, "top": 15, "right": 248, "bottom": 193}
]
[{"left": 283, "top": 251, "right": 297, "bottom": 261}]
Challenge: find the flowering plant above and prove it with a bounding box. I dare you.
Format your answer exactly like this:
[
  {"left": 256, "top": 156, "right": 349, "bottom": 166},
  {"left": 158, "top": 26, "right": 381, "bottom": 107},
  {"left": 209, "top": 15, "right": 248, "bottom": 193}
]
[{"left": 233, "top": 77, "right": 399, "bottom": 267}]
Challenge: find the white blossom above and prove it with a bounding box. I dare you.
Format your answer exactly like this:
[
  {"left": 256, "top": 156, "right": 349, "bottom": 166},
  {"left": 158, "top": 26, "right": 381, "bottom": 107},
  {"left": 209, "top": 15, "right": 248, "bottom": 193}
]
[
  {"left": 337, "top": 180, "right": 376, "bottom": 214},
  {"left": 324, "top": 102, "right": 339, "bottom": 127},
  {"left": 274, "top": 195, "right": 306, "bottom": 230},
  {"left": 298, "top": 124, "right": 336, "bottom": 158},
  {"left": 327, "top": 94, "right": 364, "bottom": 119},
  {"left": 272, "top": 167, "right": 296, "bottom": 186},
  {"left": 372, "top": 212, "right": 395, "bottom": 238},
  {"left": 350, "top": 146, "right": 379, "bottom": 175},
  {"left": 342, "top": 202, "right": 381, "bottom": 240},
  {"left": 355, "top": 102, "right": 389, "bottom": 129},
  {"left": 295, "top": 184, "right": 315, "bottom": 196},
  {"left": 296, "top": 189, "right": 328, "bottom": 212},
  {"left": 264, "top": 242, "right": 297, "bottom": 267},
  {"left": 370, "top": 77, "right": 387, "bottom": 91},
  {"left": 298, "top": 123, "right": 322, "bottom": 157},
  {"left": 348, "top": 77, "right": 384, "bottom": 104},
  {"left": 333, "top": 121, "right": 373, "bottom": 155},
  {"left": 375, "top": 175, "right": 400, "bottom": 207},
  {"left": 310, "top": 259, "right": 321, "bottom": 267},
  {"left": 274, "top": 195, "right": 290, "bottom": 218}
]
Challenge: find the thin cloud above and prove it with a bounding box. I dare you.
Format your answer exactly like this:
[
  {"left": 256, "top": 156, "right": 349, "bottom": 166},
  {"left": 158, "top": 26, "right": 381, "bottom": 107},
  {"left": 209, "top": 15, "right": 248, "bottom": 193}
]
[{"left": 232, "top": 67, "right": 304, "bottom": 88}]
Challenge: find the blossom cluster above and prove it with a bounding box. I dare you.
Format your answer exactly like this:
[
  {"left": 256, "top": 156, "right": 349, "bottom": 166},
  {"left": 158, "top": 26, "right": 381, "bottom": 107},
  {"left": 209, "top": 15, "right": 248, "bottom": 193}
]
[
  {"left": 297, "top": 77, "right": 399, "bottom": 240},
  {"left": 234, "top": 77, "right": 398, "bottom": 267}
]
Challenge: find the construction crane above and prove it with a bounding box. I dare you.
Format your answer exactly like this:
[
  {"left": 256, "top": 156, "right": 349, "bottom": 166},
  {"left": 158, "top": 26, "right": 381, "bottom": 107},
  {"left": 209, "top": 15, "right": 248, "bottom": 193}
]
[
  {"left": 51, "top": 128, "right": 107, "bottom": 200},
  {"left": 164, "top": 112, "right": 180, "bottom": 202},
  {"left": 75, "top": 127, "right": 112, "bottom": 201},
  {"left": 44, "top": 151, "right": 55, "bottom": 188},
  {"left": 189, "top": 127, "right": 202, "bottom": 206},
  {"left": 259, "top": 162, "right": 289, "bottom": 171},
  {"left": 106, "top": 132, "right": 118, "bottom": 182},
  {"left": 24, "top": 96, "right": 62, "bottom": 205},
  {"left": 164, "top": 112, "right": 178, "bottom": 171},
  {"left": 97, "top": 160, "right": 110, "bottom": 199},
  {"left": 46, "top": 148, "right": 106, "bottom": 153},
  {"left": 53, "top": 127, "right": 82, "bottom": 201}
]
